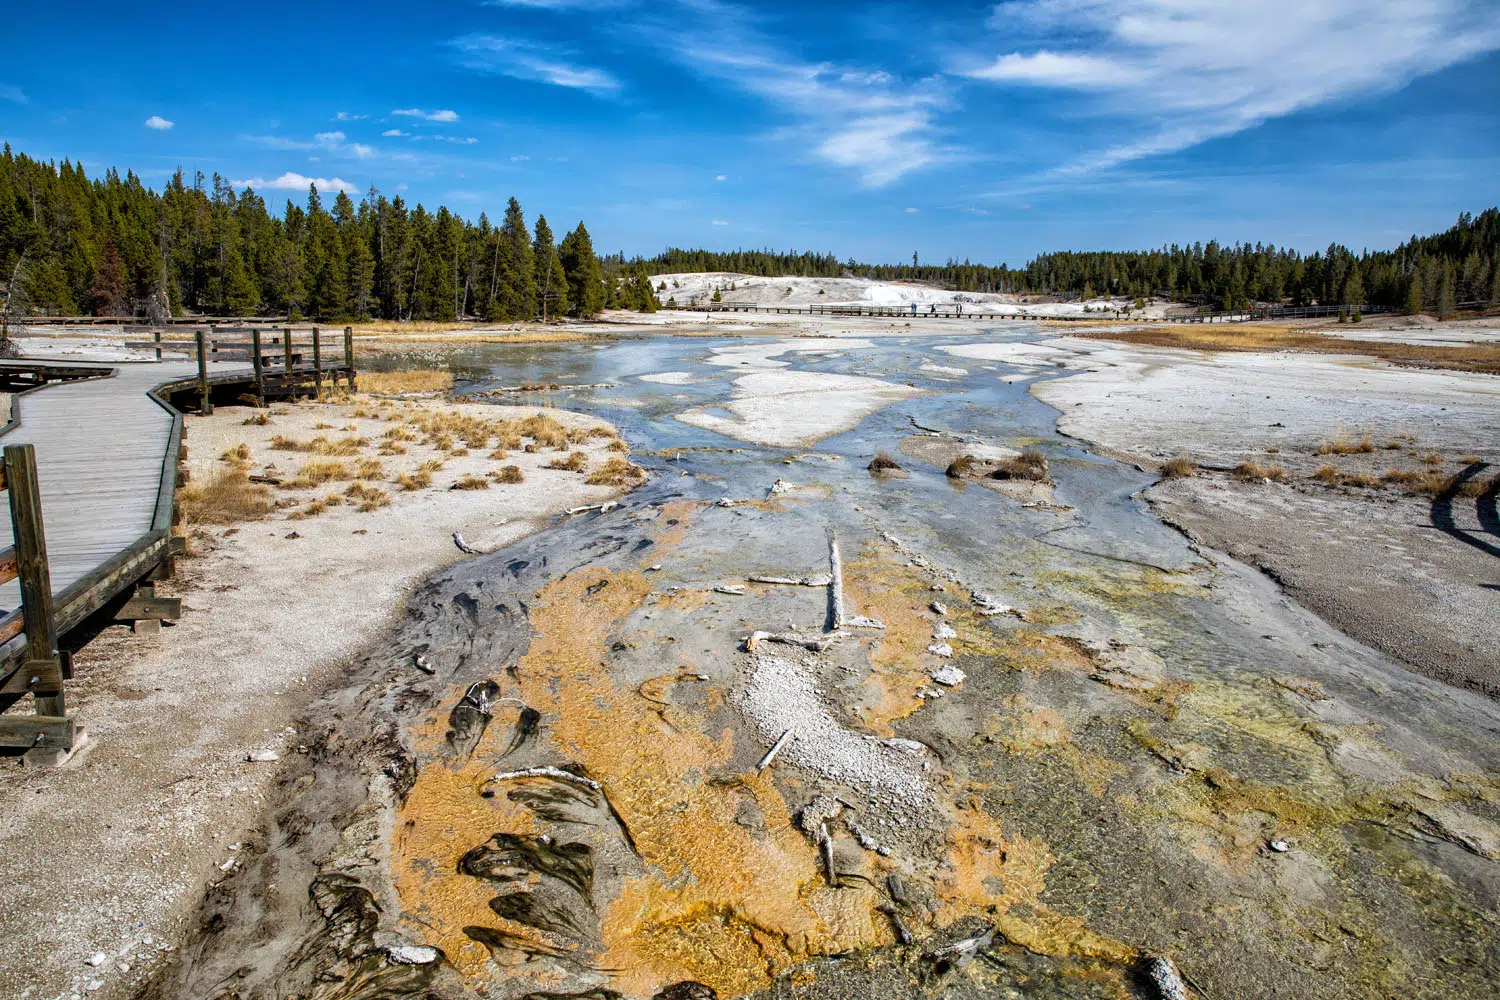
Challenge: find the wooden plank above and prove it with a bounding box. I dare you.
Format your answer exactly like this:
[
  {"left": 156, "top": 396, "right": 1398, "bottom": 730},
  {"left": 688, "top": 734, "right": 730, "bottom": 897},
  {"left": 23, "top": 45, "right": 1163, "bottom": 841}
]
[
  {"left": 115, "top": 595, "right": 181, "bottom": 621},
  {"left": 0, "top": 714, "right": 75, "bottom": 750},
  {"left": 0, "top": 658, "right": 63, "bottom": 697},
  {"left": 4, "top": 444, "right": 63, "bottom": 717},
  {"left": 0, "top": 546, "right": 17, "bottom": 584}
]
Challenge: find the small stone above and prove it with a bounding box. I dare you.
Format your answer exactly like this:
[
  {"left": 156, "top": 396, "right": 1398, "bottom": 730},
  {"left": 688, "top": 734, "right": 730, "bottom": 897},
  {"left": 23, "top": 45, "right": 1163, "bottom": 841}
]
[
  {"left": 931, "top": 665, "right": 966, "bottom": 687},
  {"left": 933, "top": 623, "right": 956, "bottom": 640},
  {"left": 246, "top": 750, "right": 279, "bottom": 762},
  {"left": 1269, "top": 839, "right": 1290, "bottom": 853},
  {"left": 86, "top": 981, "right": 104, "bottom": 992},
  {"left": 85, "top": 953, "right": 108, "bottom": 967},
  {"left": 930, "top": 601, "right": 948, "bottom": 615},
  {"left": 926, "top": 642, "right": 953, "bottom": 658}
]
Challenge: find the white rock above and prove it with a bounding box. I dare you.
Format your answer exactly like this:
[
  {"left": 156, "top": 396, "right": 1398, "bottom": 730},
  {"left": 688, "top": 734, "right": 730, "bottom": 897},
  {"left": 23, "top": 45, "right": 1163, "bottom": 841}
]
[
  {"left": 85, "top": 953, "right": 108, "bottom": 967},
  {"left": 1269, "top": 839, "right": 1290, "bottom": 853},
  {"left": 930, "top": 601, "right": 948, "bottom": 615},
  {"left": 387, "top": 945, "right": 440, "bottom": 965},
  {"left": 246, "top": 750, "right": 279, "bottom": 762},
  {"left": 926, "top": 643, "right": 953, "bottom": 658},
  {"left": 932, "top": 665, "right": 966, "bottom": 687},
  {"left": 932, "top": 623, "right": 956, "bottom": 640},
  {"left": 86, "top": 981, "right": 104, "bottom": 992}
]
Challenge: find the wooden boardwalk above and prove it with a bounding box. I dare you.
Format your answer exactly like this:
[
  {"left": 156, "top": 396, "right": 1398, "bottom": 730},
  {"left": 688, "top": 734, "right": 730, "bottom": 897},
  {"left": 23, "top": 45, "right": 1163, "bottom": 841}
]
[{"left": 0, "top": 360, "right": 243, "bottom": 608}]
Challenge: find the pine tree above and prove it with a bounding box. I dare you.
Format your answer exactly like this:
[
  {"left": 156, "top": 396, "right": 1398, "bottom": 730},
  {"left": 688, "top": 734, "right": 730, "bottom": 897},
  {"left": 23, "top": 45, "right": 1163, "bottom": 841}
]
[
  {"left": 88, "top": 237, "right": 127, "bottom": 315},
  {"left": 1436, "top": 264, "right": 1455, "bottom": 317},
  {"left": 1340, "top": 263, "right": 1364, "bottom": 306},
  {"left": 559, "top": 222, "right": 604, "bottom": 318},
  {"left": 1404, "top": 268, "right": 1424, "bottom": 315},
  {"left": 493, "top": 197, "right": 536, "bottom": 320},
  {"left": 533, "top": 215, "right": 568, "bottom": 321}
]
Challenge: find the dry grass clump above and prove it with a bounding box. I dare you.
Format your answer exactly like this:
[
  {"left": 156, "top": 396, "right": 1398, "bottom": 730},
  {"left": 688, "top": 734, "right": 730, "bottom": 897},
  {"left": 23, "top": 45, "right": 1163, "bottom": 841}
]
[
  {"left": 1312, "top": 464, "right": 1340, "bottom": 484},
  {"left": 357, "top": 369, "right": 455, "bottom": 395},
  {"left": 585, "top": 457, "right": 646, "bottom": 486},
  {"left": 1421, "top": 452, "right": 1443, "bottom": 466},
  {"left": 1233, "top": 460, "right": 1288, "bottom": 482},
  {"left": 1316, "top": 425, "right": 1374, "bottom": 455},
  {"left": 355, "top": 459, "right": 384, "bottom": 480},
  {"left": 1159, "top": 455, "right": 1196, "bottom": 478},
  {"left": 242, "top": 412, "right": 271, "bottom": 426},
  {"left": 289, "top": 493, "right": 344, "bottom": 520},
  {"left": 992, "top": 448, "right": 1050, "bottom": 482},
  {"left": 178, "top": 468, "right": 272, "bottom": 525},
  {"left": 1384, "top": 439, "right": 1404, "bottom": 450},
  {"left": 378, "top": 442, "right": 408, "bottom": 456},
  {"left": 546, "top": 451, "right": 589, "bottom": 472},
  {"left": 868, "top": 450, "right": 902, "bottom": 472},
  {"left": 520, "top": 413, "right": 570, "bottom": 449},
  {"left": 345, "top": 482, "right": 392, "bottom": 511},
  {"left": 493, "top": 465, "right": 525, "bottom": 484},
  {"left": 418, "top": 458, "right": 444, "bottom": 475},
  {"left": 1461, "top": 454, "right": 1482, "bottom": 464},
  {"left": 946, "top": 454, "right": 980, "bottom": 478},
  {"left": 293, "top": 460, "right": 351, "bottom": 485},
  {"left": 271, "top": 434, "right": 368, "bottom": 456},
  {"left": 383, "top": 426, "right": 418, "bottom": 442},
  {"left": 607, "top": 439, "right": 628, "bottom": 453},
  {"left": 313, "top": 421, "right": 335, "bottom": 430},
  {"left": 396, "top": 470, "right": 431, "bottom": 491},
  {"left": 451, "top": 474, "right": 492, "bottom": 491},
  {"left": 488, "top": 448, "right": 510, "bottom": 460},
  {"left": 220, "top": 443, "right": 251, "bottom": 464}
]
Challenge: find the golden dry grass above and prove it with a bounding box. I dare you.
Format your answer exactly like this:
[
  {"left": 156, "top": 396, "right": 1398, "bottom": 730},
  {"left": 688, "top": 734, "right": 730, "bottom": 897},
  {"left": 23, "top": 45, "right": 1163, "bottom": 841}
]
[
  {"left": 493, "top": 465, "right": 525, "bottom": 484},
  {"left": 1160, "top": 455, "right": 1196, "bottom": 478},
  {"left": 356, "top": 369, "right": 455, "bottom": 394},
  {"left": 345, "top": 482, "right": 392, "bottom": 511},
  {"left": 220, "top": 443, "right": 251, "bottom": 464},
  {"left": 1315, "top": 425, "right": 1374, "bottom": 455},
  {"left": 1233, "top": 460, "right": 1288, "bottom": 482},
  {"left": 242, "top": 412, "right": 271, "bottom": 426},
  {"left": 271, "top": 434, "right": 368, "bottom": 456},
  {"left": 354, "top": 327, "right": 590, "bottom": 345},
  {"left": 545, "top": 451, "right": 589, "bottom": 472},
  {"left": 451, "top": 474, "right": 491, "bottom": 490},
  {"left": 292, "top": 459, "right": 351, "bottom": 485},
  {"left": 585, "top": 457, "right": 646, "bottom": 486},
  {"left": 178, "top": 468, "right": 272, "bottom": 525},
  {"left": 1078, "top": 322, "right": 1500, "bottom": 375}
]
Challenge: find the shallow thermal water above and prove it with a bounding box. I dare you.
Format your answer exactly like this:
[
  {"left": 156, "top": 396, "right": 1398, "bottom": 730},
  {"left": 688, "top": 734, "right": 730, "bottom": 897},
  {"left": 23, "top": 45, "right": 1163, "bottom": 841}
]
[{"left": 362, "top": 327, "right": 1500, "bottom": 1000}]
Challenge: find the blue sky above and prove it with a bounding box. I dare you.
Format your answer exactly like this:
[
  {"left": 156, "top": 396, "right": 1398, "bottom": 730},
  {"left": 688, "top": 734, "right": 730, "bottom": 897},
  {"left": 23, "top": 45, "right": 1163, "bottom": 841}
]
[{"left": 3, "top": 0, "right": 1499, "bottom": 265}]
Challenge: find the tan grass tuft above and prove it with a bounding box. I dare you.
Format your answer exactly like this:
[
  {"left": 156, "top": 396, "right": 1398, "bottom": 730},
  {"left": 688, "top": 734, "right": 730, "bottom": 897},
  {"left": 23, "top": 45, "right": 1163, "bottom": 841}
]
[
  {"left": 178, "top": 468, "right": 272, "bottom": 525},
  {"left": 493, "top": 465, "right": 525, "bottom": 484}
]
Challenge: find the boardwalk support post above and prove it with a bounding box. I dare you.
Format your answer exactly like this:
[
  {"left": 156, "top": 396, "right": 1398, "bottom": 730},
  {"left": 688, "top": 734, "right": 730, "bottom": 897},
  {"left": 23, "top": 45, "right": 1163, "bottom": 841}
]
[
  {"left": 312, "top": 326, "right": 324, "bottom": 398},
  {"left": 344, "top": 326, "right": 355, "bottom": 391},
  {"left": 251, "top": 329, "right": 266, "bottom": 406},
  {"left": 195, "top": 331, "right": 212, "bottom": 414},
  {"left": 0, "top": 443, "right": 75, "bottom": 760},
  {"left": 282, "top": 326, "right": 294, "bottom": 397}
]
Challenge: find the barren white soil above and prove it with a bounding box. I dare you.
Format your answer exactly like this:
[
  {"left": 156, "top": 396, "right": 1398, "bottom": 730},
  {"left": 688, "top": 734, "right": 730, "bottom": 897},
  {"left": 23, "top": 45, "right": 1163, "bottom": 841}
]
[{"left": 0, "top": 394, "right": 633, "bottom": 1000}]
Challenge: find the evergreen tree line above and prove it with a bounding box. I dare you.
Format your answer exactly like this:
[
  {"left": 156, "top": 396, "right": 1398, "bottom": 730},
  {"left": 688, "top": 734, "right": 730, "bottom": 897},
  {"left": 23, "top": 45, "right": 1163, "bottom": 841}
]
[
  {"left": 0, "top": 145, "right": 662, "bottom": 321},
  {"left": 641, "top": 208, "right": 1500, "bottom": 313}
]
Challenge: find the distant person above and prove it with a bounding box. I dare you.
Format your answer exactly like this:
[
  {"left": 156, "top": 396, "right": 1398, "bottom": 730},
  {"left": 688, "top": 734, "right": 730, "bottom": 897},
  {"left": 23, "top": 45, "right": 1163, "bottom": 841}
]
[
  {"left": 911, "top": 303, "right": 917, "bottom": 315},
  {"left": 930, "top": 304, "right": 936, "bottom": 315}
]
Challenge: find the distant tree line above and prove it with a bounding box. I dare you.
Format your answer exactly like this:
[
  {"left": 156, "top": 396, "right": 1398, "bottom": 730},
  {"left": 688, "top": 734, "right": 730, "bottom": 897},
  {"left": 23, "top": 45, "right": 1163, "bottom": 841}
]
[
  {"left": 642, "top": 209, "right": 1500, "bottom": 314},
  {"left": 0, "top": 145, "right": 660, "bottom": 321}
]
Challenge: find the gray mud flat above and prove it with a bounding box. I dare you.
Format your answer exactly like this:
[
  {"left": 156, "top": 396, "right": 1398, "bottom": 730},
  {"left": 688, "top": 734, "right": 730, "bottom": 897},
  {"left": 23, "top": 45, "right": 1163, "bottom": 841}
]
[{"left": 138, "top": 332, "right": 1500, "bottom": 1000}]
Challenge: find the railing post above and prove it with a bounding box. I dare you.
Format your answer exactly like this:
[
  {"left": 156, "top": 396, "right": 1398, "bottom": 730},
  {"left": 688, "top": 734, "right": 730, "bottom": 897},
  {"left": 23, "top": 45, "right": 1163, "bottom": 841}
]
[
  {"left": 343, "top": 326, "right": 355, "bottom": 392},
  {"left": 4, "top": 444, "right": 64, "bottom": 723},
  {"left": 312, "top": 326, "right": 324, "bottom": 398},
  {"left": 251, "top": 329, "right": 265, "bottom": 406},
  {"left": 282, "top": 325, "right": 293, "bottom": 395},
  {"left": 195, "top": 330, "right": 212, "bottom": 414},
  {"left": 153, "top": 329, "right": 162, "bottom": 361}
]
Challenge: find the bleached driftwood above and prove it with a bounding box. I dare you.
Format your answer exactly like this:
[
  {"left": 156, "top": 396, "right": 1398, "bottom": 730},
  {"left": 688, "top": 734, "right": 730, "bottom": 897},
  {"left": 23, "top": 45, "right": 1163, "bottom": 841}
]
[
  {"left": 819, "top": 821, "right": 838, "bottom": 887},
  {"left": 713, "top": 584, "right": 746, "bottom": 595},
  {"left": 565, "top": 501, "right": 619, "bottom": 516},
  {"left": 757, "top": 728, "right": 795, "bottom": 770},
  {"left": 749, "top": 573, "right": 832, "bottom": 587},
  {"left": 827, "top": 527, "right": 847, "bottom": 632},
  {"left": 744, "top": 630, "right": 844, "bottom": 653},
  {"left": 453, "top": 532, "right": 481, "bottom": 554}
]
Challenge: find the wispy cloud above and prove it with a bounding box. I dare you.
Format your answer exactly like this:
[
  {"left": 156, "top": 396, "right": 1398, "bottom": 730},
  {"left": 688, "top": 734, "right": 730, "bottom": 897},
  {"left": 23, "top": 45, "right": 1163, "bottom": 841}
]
[
  {"left": 967, "top": 0, "right": 1500, "bottom": 171},
  {"left": 392, "top": 107, "right": 460, "bottom": 122},
  {"left": 0, "top": 85, "right": 26, "bottom": 104},
  {"left": 644, "top": 5, "right": 949, "bottom": 186},
  {"left": 449, "top": 34, "right": 621, "bottom": 95},
  {"left": 229, "top": 171, "right": 357, "bottom": 193},
  {"left": 252, "top": 131, "right": 376, "bottom": 159},
  {"left": 481, "top": 0, "right": 629, "bottom": 6},
  {"left": 711, "top": 219, "right": 730, "bottom": 226},
  {"left": 144, "top": 115, "right": 174, "bottom": 130},
  {"left": 382, "top": 128, "right": 409, "bottom": 137},
  {"left": 335, "top": 111, "right": 367, "bottom": 121}
]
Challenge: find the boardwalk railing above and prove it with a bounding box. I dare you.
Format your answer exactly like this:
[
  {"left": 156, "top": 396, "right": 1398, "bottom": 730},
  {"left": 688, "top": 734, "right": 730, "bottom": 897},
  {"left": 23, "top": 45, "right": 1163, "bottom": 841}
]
[
  {"left": 124, "top": 325, "right": 358, "bottom": 412},
  {"left": 694, "top": 301, "right": 1393, "bottom": 324},
  {"left": 0, "top": 444, "right": 72, "bottom": 756}
]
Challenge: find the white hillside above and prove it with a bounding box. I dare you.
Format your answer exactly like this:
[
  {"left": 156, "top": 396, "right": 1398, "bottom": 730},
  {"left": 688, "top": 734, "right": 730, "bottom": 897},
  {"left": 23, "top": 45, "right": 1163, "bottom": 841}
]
[{"left": 647, "top": 272, "right": 1170, "bottom": 318}]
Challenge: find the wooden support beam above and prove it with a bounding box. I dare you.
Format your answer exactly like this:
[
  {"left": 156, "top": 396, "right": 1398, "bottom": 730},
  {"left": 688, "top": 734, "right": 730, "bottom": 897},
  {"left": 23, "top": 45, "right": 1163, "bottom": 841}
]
[
  {"left": 116, "top": 595, "right": 182, "bottom": 621},
  {"left": 344, "top": 326, "right": 354, "bottom": 390},
  {"left": 0, "top": 714, "right": 75, "bottom": 750},
  {"left": 196, "top": 330, "right": 212, "bottom": 414},
  {"left": 312, "top": 326, "right": 324, "bottom": 397},
  {"left": 0, "top": 659, "right": 63, "bottom": 698},
  {"left": 282, "top": 326, "right": 294, "bottom": 387},
  {"left": 251, "top": 329, "right": 266, "bottom": 406},
  {"left": 4, "top": 444, "right": 64, "bottom": 719}
]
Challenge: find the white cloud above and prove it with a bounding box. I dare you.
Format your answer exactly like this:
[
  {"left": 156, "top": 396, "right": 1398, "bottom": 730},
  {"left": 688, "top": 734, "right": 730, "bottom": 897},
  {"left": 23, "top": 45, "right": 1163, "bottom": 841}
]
[
  {"left": 335, "top": 111, "right": 367, "bottom": 121},
  {"left": 715, "top": 174, "right": 727, "bottom": 181},
  {"left": 904, "top": 207, "right": 919, "bottom": 213},
  {"left": 511, "top": 154, "right": 530, "bottom": 162},
  {"left": 382, "top": 128, "right": 409, "bottom": 137},
  {"left": 711, "top": 219, "right": 730, "bottom": 226},
  {"left": 251, "top": 132, "right": 377, "bottom": 159},
  {"left": 144, "top": 115, "right": 174, "bottom": 130},
  {"left": 647, "top": 11, "right": 948, "bottom": 187},
  {"left": 0, "top": 85, "right": 26, "bottom": 104},
  {"left": 314, "top": 130, "right": 345, "bottom": 143},
  {"left": 449, "top": 34, "right": 621, "bottom": 95},
  {"left": 392, "top": 107, "right": 461, "bottom": 121},
  {"left": 229, "top": 172, "right": 357, "bottom": 193},
  {"left": 481, "top": 0, "right": 628, "bottom": 6},
  {"left": 968, "top": 0, "right": 1500, "bottom": 171}
]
